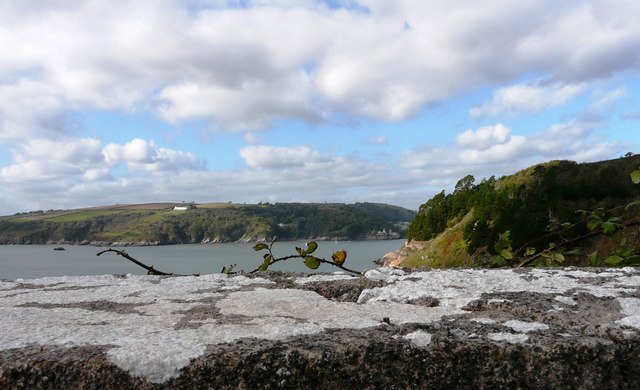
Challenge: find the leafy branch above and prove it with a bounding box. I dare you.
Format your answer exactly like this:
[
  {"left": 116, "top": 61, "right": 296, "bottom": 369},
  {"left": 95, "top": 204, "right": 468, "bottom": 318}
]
[
  {"left": 248, "top": 236, "right": 362, "bottom": 275},
  {"left": 512, "top": 165, "right": 640, "bottom": 267}
]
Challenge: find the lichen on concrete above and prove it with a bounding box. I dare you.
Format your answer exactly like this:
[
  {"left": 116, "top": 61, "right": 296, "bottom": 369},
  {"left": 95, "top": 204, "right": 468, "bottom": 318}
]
[{"left": 1, "top": 267, "right": 640, "bottom": 388}]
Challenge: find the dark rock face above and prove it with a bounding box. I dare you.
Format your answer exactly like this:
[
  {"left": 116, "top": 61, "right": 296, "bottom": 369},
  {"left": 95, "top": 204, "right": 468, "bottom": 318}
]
[{"left": 1, "top": 268, "right": 640, "bottom": 389}]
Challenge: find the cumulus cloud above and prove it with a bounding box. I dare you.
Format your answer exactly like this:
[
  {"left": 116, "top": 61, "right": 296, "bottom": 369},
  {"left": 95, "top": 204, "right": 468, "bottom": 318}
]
[
  {"left": 401, "top": 123, "right": 624, "bottom": 180},
  {"left": 456, "top": 124, "right": 511, "bottom": 151},
  {"left": 0, "top": 137, "right": 205, "bottom": 210},
  {"left": 103, "top": 139, "right": 204, "bottom": 173},
  {"left": 1, "top": 0, "right": 639, "bottom": 138},
  {"left": 1, "top": 139, "right": 415, "bottom": 212},
  {"left": 1, "top": 138, "right": 104, "bottom": 181},
  {"left": 0, "top": 1, "right": 638, "bottom": 214},
  {"left": 240, "top": 145, "right": 328, "bottom": 169},
  {"left": 469, "top": 82, "right": 585, "bottom": 118}
]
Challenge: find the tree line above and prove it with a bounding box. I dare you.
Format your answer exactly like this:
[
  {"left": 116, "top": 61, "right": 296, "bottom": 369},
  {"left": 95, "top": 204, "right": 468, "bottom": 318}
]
[{"left": 406, "top": 155, "right": 640, "bottom": 261}]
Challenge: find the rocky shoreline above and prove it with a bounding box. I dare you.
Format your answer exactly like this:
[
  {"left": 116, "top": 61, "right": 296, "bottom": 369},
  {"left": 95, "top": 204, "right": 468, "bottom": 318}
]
[{"left": 0, "top": 237, "right": 402, "bottom": 247}]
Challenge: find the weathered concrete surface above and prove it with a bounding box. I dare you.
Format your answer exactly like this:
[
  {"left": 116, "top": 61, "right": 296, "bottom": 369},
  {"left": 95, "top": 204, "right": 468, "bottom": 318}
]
[{"left": 1, "top": 267, "right": 640, "bottom": 389}]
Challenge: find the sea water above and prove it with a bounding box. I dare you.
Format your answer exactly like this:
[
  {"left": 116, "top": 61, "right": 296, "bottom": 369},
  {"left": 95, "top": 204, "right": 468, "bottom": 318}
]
[{"left": 0, "top": 240, "right": 404, "bottom": 280}]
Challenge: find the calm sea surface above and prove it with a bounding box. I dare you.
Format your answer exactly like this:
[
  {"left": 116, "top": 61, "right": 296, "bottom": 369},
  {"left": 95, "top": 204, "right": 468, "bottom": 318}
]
[{"left": 0, "top": 240, "right": 404, "bottom": 280}]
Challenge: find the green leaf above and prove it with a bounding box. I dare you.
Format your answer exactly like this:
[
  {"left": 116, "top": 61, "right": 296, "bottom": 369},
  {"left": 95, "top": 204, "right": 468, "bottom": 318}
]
[
  {"left": 602, "top": 222, "right": 617, "bottom": 235},
  {"left": 491, "top": 255, "right": 506, "bottom": 267},
  {"left": 302, "top": 241, "right": 318, "bottom": 255},
  {"left": 631, "top": 168, "right": 640, "bottom": 184},
  {"left": 524, "top": 247, "right": 536, "bottom": 256},
  {"left": 564, "top": 248, "right": 582, "bottom": 256},
  {"left": 221, "top": 264, "right": 236, "bottom": 274},
  {"left": 253, "top": 243, "right": 269, "bottom": 251},
  {"left": 500, "top": 249, "right": 513, "bottom": 260},
  {"left": 626, "top": 255, "right": 640, "bottom": 265},
  {"left": 587, "top": 220, "right": 601, "bottom": 231},
  {"left": 259, "top": 254, "right": 272, "bottom": 271},
  {"left": 304, "top": 256, "right": 320, "bottom": 269},
  {"left": 607, "top": 216, "right": 623, "bottom": 224},
  {"left": 553, "top": 253, "right": 565, "bottom": 263},
  {"left": 605, "top": 255, "right": 624, "bottom": 266},
  {"left": 589, "top": 251, "right": 599, "bottom": 266},
  {"left": 494, "top": 231, "right": 512, "bottom": 253},
  {"left": 625, "top": 200, "right": 640, "bottom": 211}
]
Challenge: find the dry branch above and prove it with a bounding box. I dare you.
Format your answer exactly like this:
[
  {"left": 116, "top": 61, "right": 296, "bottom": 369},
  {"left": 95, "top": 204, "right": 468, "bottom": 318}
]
[{"left": 96, "top": 248, "right": 196, "bottom": 276}]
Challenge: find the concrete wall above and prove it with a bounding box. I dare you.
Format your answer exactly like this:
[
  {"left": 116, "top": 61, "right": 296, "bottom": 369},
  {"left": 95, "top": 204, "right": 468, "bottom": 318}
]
[{"left": 2, "top": 268, "right": 640, "bottom": 388}]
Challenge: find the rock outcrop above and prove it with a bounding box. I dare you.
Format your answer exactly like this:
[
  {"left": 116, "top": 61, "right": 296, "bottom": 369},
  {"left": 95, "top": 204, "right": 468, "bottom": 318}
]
[
  {"left": 2, "top": 267, "right": 640, "bottom": 388},
  {"left": 378, "top": 239, "right": 427, "bottom": 267}
]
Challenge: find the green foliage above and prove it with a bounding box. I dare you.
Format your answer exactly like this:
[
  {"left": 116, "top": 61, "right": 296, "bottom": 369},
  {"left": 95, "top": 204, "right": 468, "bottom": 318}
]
[
  {"left": 589, "top": 238, "right": 640, "bottom": 267},
  {"left": 577, "top": 208, "right": 623, "bottom": 235},
  {"left": 251, "top": 237, "right": 360, "bottom": 274},
  {"left": 303, "top": 256, "right": 321, "bottom": 269},
  {"left": 631, "top": 166, "right": 640, "bottom": 184},
  {"left": 494, "top": 231, "right": 513, "bottom": 261},
  {"left": 220, "top": 264, "right": 237, "bottom": 274},
  {"left": 406, "top": 155, "right": 640, "bottom": 268},
  {"left": 0, "top": 203, "right": 413, "bottom": 244}
]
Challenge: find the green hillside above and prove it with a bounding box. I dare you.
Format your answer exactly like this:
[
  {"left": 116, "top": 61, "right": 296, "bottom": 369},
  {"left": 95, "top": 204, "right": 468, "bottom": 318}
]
[
  {"left": 402, "top": 154, "right": 640, "bottom": 268},
  {"left": 0, "top": 202, "right": 414, "bottom": 245}
]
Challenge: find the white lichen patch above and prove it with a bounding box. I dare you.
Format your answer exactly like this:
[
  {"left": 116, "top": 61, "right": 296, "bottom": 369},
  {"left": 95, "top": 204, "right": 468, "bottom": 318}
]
[
  {"left": 0, "top": 281, "right": 17, "bottom": 290},
  {"left": 554, "top": 296, "right": 577, "bottom": 306},
  {"left": 488, "top": 332, "right": 529, "bottom": 344},
  {"left": 216, "top": 288, "right": 460, "bottom": 329},
  {"left": 294, "top": 273, "right": 355, "bottom": 284},
  {"left": 364, "top": 267, "right": 408, "bottom": 282},
  {"left": 616, "top": 298, "right": 640, "bottom": 329},
  {"left": 403, "top": 330, "right": 432, "bottom": 347},
  {"left": 504, "top": 320, "right": 549, "bottom": 333},
  {"left": 471, "top": 317, "right": 496, "bottom": 324},
  {"left": 358, "top": 268, "right": 638, "bottom": 305}
]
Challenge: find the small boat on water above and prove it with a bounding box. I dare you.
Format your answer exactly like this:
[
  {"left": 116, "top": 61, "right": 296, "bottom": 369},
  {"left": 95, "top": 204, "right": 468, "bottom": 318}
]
[{"left": 53, "top": 247, "right": 65, "bottom": 251}]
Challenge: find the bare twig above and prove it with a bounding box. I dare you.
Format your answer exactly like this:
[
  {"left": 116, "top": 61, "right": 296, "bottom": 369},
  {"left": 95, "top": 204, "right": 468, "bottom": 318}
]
[{"left": 96, "top": 248, "right": 196, "bottom": 276}]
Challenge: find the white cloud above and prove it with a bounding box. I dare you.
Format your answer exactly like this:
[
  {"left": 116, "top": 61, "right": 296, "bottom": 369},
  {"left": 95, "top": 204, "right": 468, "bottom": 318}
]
[
  {"left": 0, "top": 138, "right": 205, "bottom": 211},
  {"left": 0, "top": 1, "right": 638, "bottom": 214},
  {"left": 103, "top": 139, "right": 204, "bottom": 173},
  {"left": 240, "top": 145, "right": 330, "bottom": 170},
  {"left": 456, "top": 124, "right": 511, "bottom": 151},
  {"left": 590, "top": 87, "right": 628, "bottom": 111},
  {"left": 1, "top": 138, "right": 104, "bottom": 181},
  {"left": 402, "top": 123, "right": 623, "bottom": 180},
  {"left": 155, "top": 73, "right": 318, "bottom": 130},
  {"left": 363, "top": 135, "right": 388, "bottom": 145},
  {"left": 1, "top": 0, "right": 639, "bottom": 137},
  {"left": 470, "top": 82, "right": 585, "bottom": 118}
]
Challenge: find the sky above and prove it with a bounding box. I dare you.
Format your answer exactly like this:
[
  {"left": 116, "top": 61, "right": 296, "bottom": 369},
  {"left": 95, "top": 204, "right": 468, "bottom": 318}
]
[{"left": 0, "top": 0, "right": 639, "bottom": 215}]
